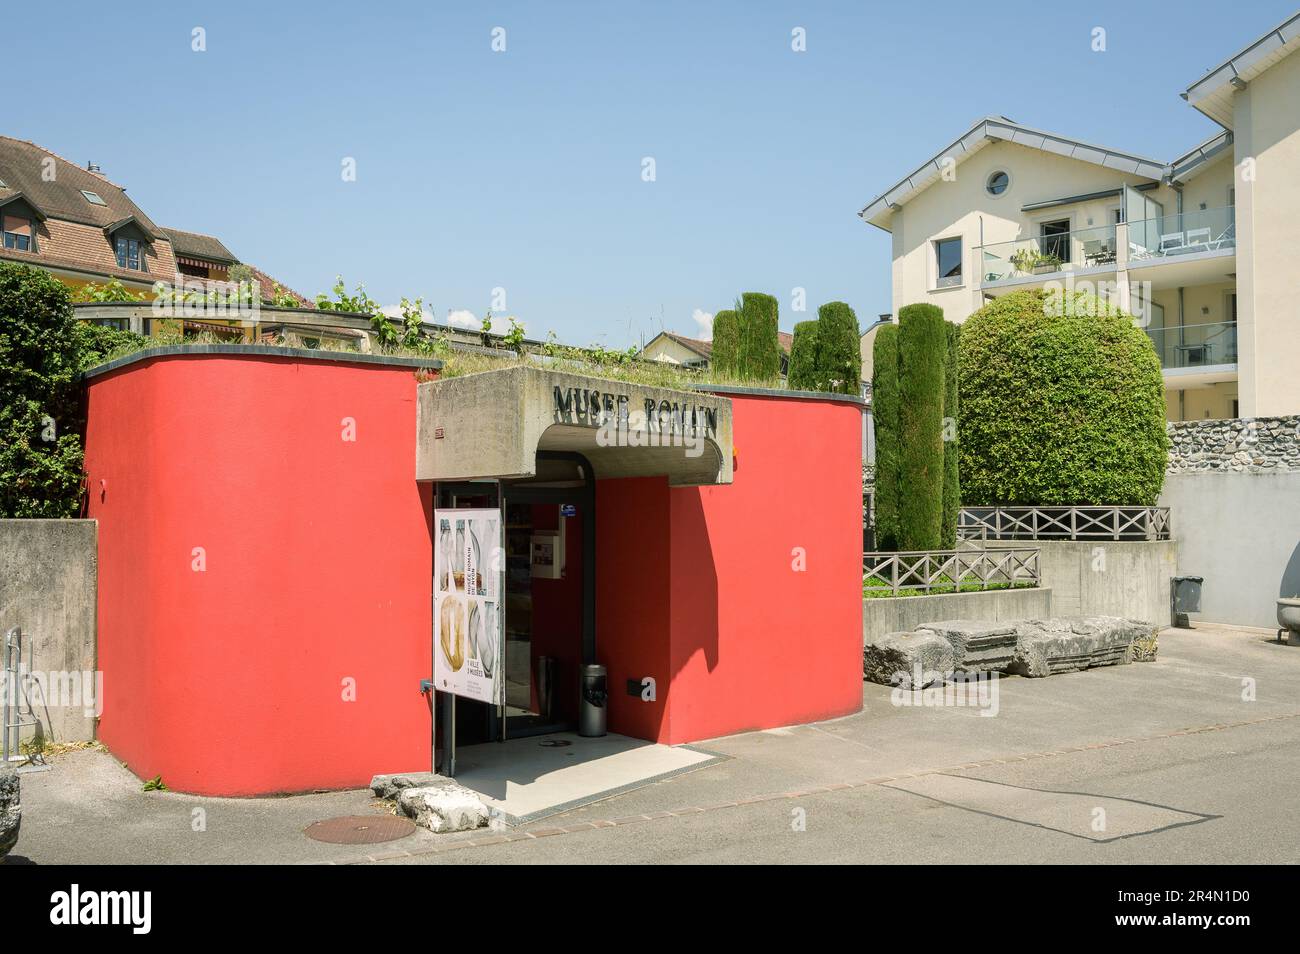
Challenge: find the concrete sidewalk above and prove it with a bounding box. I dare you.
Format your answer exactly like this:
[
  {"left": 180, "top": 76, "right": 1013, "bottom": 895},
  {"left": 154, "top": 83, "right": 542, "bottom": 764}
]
[{"left": 9, "top": 623, "right": 1299, "bottom": 864}]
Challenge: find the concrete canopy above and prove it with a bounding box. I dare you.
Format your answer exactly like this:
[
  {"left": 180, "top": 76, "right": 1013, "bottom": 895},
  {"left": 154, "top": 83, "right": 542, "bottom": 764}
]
[{"left": 416, "top": 365, "right": 733, "bottom": 486}]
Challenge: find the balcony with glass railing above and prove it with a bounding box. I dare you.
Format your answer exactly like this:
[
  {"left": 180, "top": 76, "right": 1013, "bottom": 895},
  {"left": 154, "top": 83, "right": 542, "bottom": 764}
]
[
  {"left": 1128, "top": 207, "right": 1235, "bottom": 262},
  {"left": 977, "top": 224, "right": 1119, "bottom": 285},
  {"left": 1145, "top": 321, "right": 1238, "bottom": 370}
]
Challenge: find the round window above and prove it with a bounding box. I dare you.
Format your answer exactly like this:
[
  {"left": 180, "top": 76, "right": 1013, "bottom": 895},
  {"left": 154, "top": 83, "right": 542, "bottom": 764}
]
[{"left": 986, "top": 171, "right": 1010, "bottom": 196}]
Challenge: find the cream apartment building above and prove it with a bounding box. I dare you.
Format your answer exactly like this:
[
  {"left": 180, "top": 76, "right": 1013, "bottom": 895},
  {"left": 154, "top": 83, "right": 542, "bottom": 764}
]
[{"left": 859, "top": 12, "right": 1300, "bottom": 422}]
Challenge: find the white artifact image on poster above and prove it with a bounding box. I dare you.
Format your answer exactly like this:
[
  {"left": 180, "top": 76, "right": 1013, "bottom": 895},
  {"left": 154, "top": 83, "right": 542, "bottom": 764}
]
[{"left": 434, "top": 509, "right": 502, "bottom": 703}]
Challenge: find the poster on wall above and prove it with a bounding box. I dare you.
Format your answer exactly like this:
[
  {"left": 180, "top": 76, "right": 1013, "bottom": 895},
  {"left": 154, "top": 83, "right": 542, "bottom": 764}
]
[{"left": 433, "top": 508, "right": 503, "bottom": 705}]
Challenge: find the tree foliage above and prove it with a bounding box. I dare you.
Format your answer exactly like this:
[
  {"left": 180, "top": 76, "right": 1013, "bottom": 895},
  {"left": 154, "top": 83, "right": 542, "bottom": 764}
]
[
  {"left": 897, "top": 303, "right": 947, "bottom": 550},
  {"left": 958, "top": 289, "right": 1168, "bottom": 506},
  {"left": 941, "top": 321, "right": 961, "bottom": 547},
  {"left": 812, "top": 301, "right": 862, "bottom": 395},
  {"left": 737, "top": 292, "right": 782, "bottom": 381},
  {"left": 871, "top": 322, "right": 901, "bottom": 551},
  {"left": 786, "top": 319, "right": 821, "bottom": 390},
  {"left": 710, "top": 309, "right": 739, "bottom": 377}
]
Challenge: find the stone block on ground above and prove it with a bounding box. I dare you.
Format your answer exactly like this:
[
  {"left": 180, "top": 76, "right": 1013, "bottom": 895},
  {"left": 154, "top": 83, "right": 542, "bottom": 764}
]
[
  {"left": 863, "top": 630, "right": 955, "bottom": 687},
  {"left": 397, "top": 778, "right": 490, "bottom": 833},
  {"left": 913, "top": 620, "right": 1019, "bottom": 672},
  {"left": 1008, "top": 616, "right": 1150, "bottom": 677},
  {"left": 0, "top": 765, "right": 20, "bottom": 860},
  {"left": 370, "top": 771, "right": 444, "bottom": 800},
  {"left": 1128, "top": 624, "right": 1160, "bottom": 662}
]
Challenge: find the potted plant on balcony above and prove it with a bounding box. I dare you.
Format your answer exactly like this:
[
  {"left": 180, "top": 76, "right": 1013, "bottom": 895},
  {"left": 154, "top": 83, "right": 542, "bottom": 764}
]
[{"left": 1010, "top": 248, "right": 1062, "bottom": 276}]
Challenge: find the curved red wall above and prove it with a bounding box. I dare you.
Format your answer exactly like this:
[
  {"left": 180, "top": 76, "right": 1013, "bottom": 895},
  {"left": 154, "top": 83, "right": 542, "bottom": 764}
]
[
  {"left": 84, "top": 353, "right": 434, "bottom": 796},
  {"left": 85, "top": 355, "right": 862, "bottom": 795},
  {"left": 597, "top": 392, "right": 864, "bottom": 744}
]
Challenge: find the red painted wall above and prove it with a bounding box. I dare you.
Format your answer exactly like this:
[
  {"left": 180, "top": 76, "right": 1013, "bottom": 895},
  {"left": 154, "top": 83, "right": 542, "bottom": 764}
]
[
  {"left": 84, "top": 354, "right": 434, "bottom": 796},
  {"left": 595, "top": 477, "right": 671, "bottom": 740},
  {"left": 595, "top": 394, "right": 864, "bottom": 745},
  {"left": 84, "top": 354, "right": 861, "bottom": 795}
]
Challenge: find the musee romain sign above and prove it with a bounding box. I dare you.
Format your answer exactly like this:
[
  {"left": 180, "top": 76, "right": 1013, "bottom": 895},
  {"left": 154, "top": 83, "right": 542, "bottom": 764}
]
[{"left": 416, "top": 366, "right": 733, "bottom": 485}]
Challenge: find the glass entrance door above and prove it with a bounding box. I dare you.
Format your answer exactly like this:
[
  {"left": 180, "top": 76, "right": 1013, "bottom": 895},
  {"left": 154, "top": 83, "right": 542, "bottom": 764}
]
[{"left": 501, "top": 489, "right": 585, "bottom": 738}]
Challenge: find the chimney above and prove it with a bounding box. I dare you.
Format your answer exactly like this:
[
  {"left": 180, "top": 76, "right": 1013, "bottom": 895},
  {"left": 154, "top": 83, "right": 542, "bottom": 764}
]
[{"left": 86, "top": 161, "right": 106, "bottom": 179}]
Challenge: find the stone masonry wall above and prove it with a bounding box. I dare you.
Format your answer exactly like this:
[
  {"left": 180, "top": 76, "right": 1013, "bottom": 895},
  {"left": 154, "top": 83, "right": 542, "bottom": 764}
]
[{"left": 1166, "top": 416, "right": 1300, "bottom": 474}]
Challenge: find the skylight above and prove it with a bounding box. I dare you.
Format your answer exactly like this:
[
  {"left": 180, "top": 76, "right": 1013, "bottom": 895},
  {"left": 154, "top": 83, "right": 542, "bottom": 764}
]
[{"left": 81, "top": 190, "right": 106, "bottom": 205}]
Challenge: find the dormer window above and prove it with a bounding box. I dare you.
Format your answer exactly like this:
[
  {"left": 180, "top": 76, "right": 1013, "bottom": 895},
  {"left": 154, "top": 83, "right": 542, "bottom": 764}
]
[
  {"left": 115, "top": 236, "right": 144, "bottom": 271},
  {"left": 3, "top": 214, "right": 33, "bottom": 252},
  {"left": 81, "top": 189, "right": 107, "bottom": 205}
]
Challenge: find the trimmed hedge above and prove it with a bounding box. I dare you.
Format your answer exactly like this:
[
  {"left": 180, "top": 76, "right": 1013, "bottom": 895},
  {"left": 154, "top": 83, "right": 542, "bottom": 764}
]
[
  {"left": 941, "top": 321, "right": 961, "bottom": 547},
  {"left": 897, "top": 303, "right": 947, "bottom": 550},
  {"left": 870, "top": 323, "right": 901, "bottom": 551},
  {"left": 815, "top": 301, "right": 862, "bottom": 395},
  {"left": 787, "top": 319, "right": 821, "bottom": 390},
  {"left": 958, "top": 288, "right": 1168, "bottom": 506},
  {"left": 710, "top": 309, "right": 739, "bottom": 377},
  {"left": 737, "top": 292, "right": 781, "bottom": 381}
]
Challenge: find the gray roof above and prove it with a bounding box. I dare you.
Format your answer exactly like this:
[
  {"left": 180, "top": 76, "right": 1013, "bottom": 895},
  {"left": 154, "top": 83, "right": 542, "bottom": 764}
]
[
  {"left": 1183, "top": 12, "right": 1300, "bottom": 127},
  {"left": 858, "top": 117, "right": 1168, "bottom": 231},
  {"left": 162, "top": 227, "right": 238, "bottom": 264}
]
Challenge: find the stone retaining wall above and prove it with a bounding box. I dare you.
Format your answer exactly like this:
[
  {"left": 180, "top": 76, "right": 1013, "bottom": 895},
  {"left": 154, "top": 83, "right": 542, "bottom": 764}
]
[{"left": 1167, "top": 416, "right": 1300, "bottom": 474}]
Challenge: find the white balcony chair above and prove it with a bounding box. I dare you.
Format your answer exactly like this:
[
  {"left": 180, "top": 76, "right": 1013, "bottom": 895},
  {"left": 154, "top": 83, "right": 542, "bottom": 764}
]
[
  {"left": 1185, "top": 227, "right": 1211, "bottom": 249},
  {"left": 1159, "top": 232, "right": 1186, "bottom": 255}
]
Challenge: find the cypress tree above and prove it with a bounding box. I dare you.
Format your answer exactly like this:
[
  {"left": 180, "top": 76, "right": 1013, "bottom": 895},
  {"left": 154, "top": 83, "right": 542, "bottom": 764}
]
[
  {"left": 942, "top": 320, "right": 962, "bottom": 547},
  {"left": 710, "top": 309, "right": 739, "bottom": 378},
  {"left": 787, "top": 320, "right": 821, "bottom": 390},
  {"left": 813, "top": 301, "right": 862, "bottom": 395},
  {"left": 737, "top": 292, "right": 782, "bottom": 382},
  {"left": 871, "top": 322, "right": 901, "bottom": 551},
  {"left": 897, "top": 303, "right": 947, "bottom": 550}
]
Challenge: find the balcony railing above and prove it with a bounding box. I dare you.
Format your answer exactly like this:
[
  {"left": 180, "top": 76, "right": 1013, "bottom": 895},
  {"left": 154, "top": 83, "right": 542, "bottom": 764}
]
[
  {"left": 1145, "top": 320, "right": 1238, "bottom": 369},
  {"left": 1128, "top": 206, "right": 1235, "bottom": 261},
  {"left": 958, "top": 506, "right": 1171, "bottom": 542},
  {"left": 978, "top": 224, "right": 1118, "bottom": 284},
  {"left": 863, "top": 546, "right": 1041, "bottom": 596}
]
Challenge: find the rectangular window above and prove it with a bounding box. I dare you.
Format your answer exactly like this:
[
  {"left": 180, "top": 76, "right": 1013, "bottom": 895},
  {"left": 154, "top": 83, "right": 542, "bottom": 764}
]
[
  {"left": 2, "top": 214, "right": 33, "bottom": 251},
  {"left": 934, "top": 237, "right": 962, "bottom": 288},
  {"left": 115, "top": 236, "right": 145, "bottom": 271},
  {"left": 1040, "top": 219, "right": 1071, "bottom": 264}
]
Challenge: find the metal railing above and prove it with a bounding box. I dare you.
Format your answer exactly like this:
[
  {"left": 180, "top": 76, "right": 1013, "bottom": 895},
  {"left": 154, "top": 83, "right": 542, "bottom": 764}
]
[
  {"left": 958, "top": 506, "right": 1171, "bottom": 542},
  {"left": 977, "top": 223, "right": 1119, "bottom": 284},
  {"left": 863, "top": 546, "right": 1041, "bottom": 596},
  {"left": 2, "top": 626, "right": 36, "bottom": 764},
  {"left": 1145, "top": 321, "right": 1238, "bottom": 369},
  {"left": 1128, "top": 206, "right": 1235, "bottom": 261}
]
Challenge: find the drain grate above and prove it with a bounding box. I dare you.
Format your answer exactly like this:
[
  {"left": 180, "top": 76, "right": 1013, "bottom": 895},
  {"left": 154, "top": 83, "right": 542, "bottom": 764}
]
[{"left": 304, "top": 814, "right": 416, "bottom": 845}]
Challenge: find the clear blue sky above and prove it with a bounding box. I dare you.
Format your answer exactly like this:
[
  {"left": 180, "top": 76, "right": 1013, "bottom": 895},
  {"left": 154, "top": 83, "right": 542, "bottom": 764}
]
[{"left": 9, "top": 1, "right": 1293, "bottom": 346}]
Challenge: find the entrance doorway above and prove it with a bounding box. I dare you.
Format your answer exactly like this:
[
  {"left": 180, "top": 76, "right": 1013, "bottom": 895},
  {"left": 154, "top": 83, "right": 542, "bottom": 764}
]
[{"left": 434, "top": 452, "right": 595, "bottom": 774}]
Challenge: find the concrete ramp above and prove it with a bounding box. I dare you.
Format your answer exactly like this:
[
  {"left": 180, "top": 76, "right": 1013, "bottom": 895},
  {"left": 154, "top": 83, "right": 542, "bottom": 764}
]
[{"left": 452, "top": 732, "right": 722, "bottom": 824}]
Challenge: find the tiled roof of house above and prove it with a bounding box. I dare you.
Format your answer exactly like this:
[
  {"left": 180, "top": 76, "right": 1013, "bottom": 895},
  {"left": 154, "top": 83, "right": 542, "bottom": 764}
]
[
  {"left": 246, "top": 265, "right": 311, "bottom": 307},
  {"left": 162, "top": 227, "right": 238, "bottom": 264},
  {"left": 658, "top": 329, "right": 794, "bottom": 359},
  {"left": 0, "top": 136, "right": 162, "bottom": 234}
]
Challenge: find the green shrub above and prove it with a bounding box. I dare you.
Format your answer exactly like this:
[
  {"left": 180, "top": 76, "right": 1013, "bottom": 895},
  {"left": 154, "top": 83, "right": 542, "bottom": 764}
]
[
  {"left": 1, "top": 263, "right": 85, "bottom": 517},
  {"left": 737, "top": 292, "right": 781, "bottom": 381},
  {"left": 941, "top": 321, "right": 961, "bottom": 547},
  {"left": 787, "top": 320, "right": 821, "bottom": 390},
  {"left": 75, "top": 322, "right": 148, "bottom": 369},
  {"left": 897, "top": 303, "right": 947, "bottom": 550},
  {"left": 871, "top": 323, "right": 901, "bottom": 551},
  {"left": 813, "top": 301, "right": 862, "bottom": 395},
  {"left": 958, "top": 289, "right": 1168, "bottom": 506},
  {"left": 710, "top": 309, "right": 739, "bottom": 377}
]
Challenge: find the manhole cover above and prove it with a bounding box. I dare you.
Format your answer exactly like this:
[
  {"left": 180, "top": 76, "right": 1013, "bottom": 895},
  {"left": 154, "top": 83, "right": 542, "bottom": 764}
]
[{"left": 304, "top": 815, "right": 416, "bottom": 845}]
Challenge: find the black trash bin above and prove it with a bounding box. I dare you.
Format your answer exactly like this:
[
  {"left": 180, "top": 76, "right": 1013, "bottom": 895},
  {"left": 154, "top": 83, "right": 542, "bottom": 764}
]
[
  {"left": 1171, "top": 575, "right": 1204, "bottom": 628},
  {"left": 579, "top": 664, "right": 607, "bottom": 738}
]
